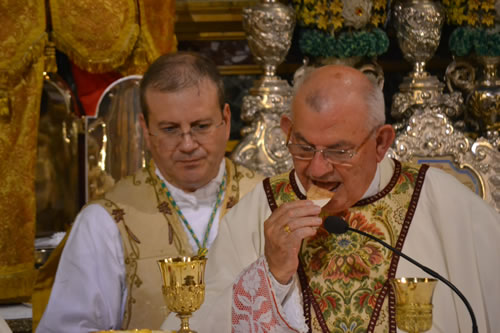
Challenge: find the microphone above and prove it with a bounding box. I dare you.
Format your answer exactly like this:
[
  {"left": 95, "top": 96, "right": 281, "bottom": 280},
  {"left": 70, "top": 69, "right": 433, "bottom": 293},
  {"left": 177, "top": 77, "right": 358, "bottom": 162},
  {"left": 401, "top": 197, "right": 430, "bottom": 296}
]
[{"left": 324, "top": 216, "right": 478, "bottom": 333}]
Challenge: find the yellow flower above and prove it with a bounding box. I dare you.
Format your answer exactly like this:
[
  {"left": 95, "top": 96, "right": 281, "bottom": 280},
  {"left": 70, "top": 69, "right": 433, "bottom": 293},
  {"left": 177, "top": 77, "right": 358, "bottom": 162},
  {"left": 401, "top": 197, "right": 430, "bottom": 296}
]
[
  {"left": 301, "top": 8, "right": 316, "bottom": 25},
  {"left": 481, "top": 13, "right": 495, "bottom": 26},
  {"left": 466, "top": 13, "right": 479, "bottom": 25},
  {"left": 469, "top": 0, "right": 480, "bottom": 10},
  {"left": 450, "top": 7, "right": 465, "bottom": 19},
  {"left": 317, "top": 14, "right": 329, "bottom": 30},
  {"left": 332, "top": 15, "right": 344, "bottom": 31},
  {"left": 373, "top": 0, "right": 386, "bottom": 10},
  {"left": 480, "top": 0, "right": 494, "bottom": 11},
  {"left": 331, "top": 0, "right": 343, "bottom": 14},
  {"left": 456, "top": 14, "right": 467, "bottom": 25},
  {"left": 316, "top": 0, "right": 328, "bottom": 15},
  {"left": 370, "top": 14, "right": 383, "bottom": 26}
]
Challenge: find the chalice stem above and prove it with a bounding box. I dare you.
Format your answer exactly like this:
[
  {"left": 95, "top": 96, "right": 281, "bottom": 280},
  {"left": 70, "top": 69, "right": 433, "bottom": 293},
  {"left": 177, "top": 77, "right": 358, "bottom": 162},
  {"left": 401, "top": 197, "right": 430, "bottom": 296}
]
[{"left": 176, "top": 313, "right": 196, "bottom": 333}]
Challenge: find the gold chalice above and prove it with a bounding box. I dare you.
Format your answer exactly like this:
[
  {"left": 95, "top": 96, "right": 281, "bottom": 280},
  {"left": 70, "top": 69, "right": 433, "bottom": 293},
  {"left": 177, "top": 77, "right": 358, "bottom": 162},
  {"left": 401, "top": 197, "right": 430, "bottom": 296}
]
[
  {"left": 158, "top": 256, "right": 207, "bottom": 333},
  {"left": 391, "top": 277, "right": 437, "bottom": 333}
]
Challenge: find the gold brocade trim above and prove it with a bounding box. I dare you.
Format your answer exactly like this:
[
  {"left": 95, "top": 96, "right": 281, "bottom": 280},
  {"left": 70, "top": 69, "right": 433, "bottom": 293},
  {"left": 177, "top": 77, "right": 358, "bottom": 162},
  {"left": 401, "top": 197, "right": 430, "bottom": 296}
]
[
  {"left": 0, "top": 265, "right": 36, "bottom": 303},
  {"left": 0, "top": 33, "right": 47, "bottom": 84},
  {"left": 0, "top": 0, "right": 46, "bottom": 82},
  {"left": 146, "top": 161, "right": 188, "bottom": 255},
  {"left": 49, "top": 0, "right": 140, "bottom": 73},
  {"left": 118, "top": 33, "right": 153, "bottom": 76},
  {"left": 44, "top": 40, "right": 58, "bottom": 74},
  {"left": 97, "top": 198, "right": 141, "bottom": 329},
  {"left": 0, "top": 56, "right": 44, "bottom": 302},
  {"left": 139, "top": 0, "right": 177, "bottom": 55},
  {"left": 0, "top": 90, "right": 10, "bottom": 121},
  {"left": 119, "top": 0, "right": 178, "bottom": 75},
  {"left": 0, "top": 31, "right": 46, "bottom": 123}
]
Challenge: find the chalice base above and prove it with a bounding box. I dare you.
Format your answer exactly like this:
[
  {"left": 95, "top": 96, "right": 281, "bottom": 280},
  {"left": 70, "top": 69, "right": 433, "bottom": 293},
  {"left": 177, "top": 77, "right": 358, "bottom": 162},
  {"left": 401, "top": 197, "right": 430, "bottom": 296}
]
[
  {"left": 396, "top": 304, "right": 433, "bottom": 333},
  {"left": 174, "top": 313, "right": 197, "bottom": 333}
]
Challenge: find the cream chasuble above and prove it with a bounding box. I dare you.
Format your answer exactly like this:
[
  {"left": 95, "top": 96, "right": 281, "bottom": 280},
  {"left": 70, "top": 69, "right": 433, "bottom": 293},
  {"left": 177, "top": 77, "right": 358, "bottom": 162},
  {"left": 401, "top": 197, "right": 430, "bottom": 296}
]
[{"left": 96, "top": 158, "right": 261, "bottom": 329}]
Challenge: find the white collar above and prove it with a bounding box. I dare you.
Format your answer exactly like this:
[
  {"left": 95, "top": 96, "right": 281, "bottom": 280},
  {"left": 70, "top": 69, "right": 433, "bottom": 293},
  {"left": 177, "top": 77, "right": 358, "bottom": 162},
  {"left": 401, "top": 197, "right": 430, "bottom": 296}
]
[{"left": 155, "top": 159, "right": 226, "bottom": 207}]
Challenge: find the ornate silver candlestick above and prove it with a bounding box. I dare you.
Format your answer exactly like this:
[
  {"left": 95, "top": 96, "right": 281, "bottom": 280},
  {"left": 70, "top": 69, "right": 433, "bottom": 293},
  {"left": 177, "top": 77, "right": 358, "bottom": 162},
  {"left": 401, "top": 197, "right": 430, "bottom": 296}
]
[
  {"left": 391, "top": 0, "right": 463, "bottom": 130},
  {"left": 231, "top": 0, "right": 295, "bottom": 176}
]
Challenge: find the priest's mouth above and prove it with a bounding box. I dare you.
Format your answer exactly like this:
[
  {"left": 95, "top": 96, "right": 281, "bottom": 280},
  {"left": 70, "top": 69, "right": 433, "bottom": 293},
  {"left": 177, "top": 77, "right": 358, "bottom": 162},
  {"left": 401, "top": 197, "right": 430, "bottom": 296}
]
[{"left": 313, "top": 181, "right": 341, "bottom": 192}]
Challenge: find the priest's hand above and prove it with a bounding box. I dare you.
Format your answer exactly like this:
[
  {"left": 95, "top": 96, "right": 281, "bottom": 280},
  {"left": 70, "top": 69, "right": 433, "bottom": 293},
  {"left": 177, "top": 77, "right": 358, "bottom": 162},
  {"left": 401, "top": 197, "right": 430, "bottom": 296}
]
[{"left": 264, "top": 200, "right": 322, "bottom": 284}]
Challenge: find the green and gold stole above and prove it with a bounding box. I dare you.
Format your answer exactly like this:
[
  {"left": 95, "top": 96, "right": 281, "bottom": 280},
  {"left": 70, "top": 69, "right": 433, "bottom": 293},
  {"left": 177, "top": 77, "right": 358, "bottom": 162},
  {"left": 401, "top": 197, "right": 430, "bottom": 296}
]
[{"left": 263, "top": 160, "right": 429, "bottom": 333}]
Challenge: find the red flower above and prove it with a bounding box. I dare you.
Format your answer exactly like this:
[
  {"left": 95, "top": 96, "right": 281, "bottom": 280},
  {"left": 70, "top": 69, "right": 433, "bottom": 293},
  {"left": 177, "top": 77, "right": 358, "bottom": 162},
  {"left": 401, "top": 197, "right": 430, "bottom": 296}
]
[
  {"left": 309, "top": 248, "right": 328, "bottom": 272},
  {"left": 398, "top": 171, "right": 415, "bottom": 185},
  {"left": 275, "top": 182, "right": 284, "bottom": 194},
  {"left": 347, "top": 212, "right": 385, "bottom": 238},
  {"left": 358, "top": 281, "right": 384, "bottom": 309},
  {"left": 312, "top": 287, "right": 337, "bottom": 312},
  {"left": 274, "top": 181, "right": 293, "bottom": 196}
]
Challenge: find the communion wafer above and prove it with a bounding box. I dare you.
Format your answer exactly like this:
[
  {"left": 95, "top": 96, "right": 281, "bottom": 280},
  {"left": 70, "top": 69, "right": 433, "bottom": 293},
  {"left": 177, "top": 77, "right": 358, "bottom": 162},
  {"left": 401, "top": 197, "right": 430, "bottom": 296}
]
[
  {"left": 306, "top": 185, "right": 334, "bottom": 207},
  {"left": 306, "top": 185, "right": 334, "bottom": 200}
]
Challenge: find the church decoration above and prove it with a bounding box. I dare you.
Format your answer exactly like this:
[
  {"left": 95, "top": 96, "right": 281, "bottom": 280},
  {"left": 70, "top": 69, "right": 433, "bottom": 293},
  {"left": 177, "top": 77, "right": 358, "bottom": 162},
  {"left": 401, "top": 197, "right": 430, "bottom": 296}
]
[{"left": 291, "top": 0, "right": 389, "bottom": 59}]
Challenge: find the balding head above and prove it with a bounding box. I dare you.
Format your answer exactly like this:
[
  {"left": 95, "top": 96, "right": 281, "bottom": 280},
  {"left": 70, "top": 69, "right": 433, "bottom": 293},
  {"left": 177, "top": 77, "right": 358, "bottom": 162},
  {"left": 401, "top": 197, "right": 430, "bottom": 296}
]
[
  {"left": 281, "top": 65, "right": 395, "bottom": 214},
  {"left": 292, "top": 65, "right": 385, "bottom": 130}
]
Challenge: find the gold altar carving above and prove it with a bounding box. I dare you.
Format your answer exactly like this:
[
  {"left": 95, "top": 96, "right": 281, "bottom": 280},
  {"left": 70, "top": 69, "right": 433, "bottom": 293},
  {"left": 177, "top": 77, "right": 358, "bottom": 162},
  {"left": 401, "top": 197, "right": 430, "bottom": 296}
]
[{"left": 0, "top": 0, "right": 47, "bottom": 302}]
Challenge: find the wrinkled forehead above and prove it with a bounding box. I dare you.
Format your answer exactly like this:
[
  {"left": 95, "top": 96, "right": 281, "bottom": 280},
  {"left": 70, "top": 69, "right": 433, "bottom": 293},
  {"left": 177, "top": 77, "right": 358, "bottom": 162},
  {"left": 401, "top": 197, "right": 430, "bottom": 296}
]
[
  {"left": 293, "top": 67, "right": 370, "bottom": 112},
  {"left": 292, "top": 85, "right": 367, "bottom": 120}
]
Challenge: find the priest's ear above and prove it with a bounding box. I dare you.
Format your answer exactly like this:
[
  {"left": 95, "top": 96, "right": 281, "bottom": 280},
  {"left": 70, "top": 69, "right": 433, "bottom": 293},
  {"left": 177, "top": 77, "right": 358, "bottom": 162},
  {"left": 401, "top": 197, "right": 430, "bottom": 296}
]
[
  {"left": 280, "top": 115, "right": 292, "bottom": 138},
  {"left": 375, "top": 124, "right": 395, "bottom": 162}
]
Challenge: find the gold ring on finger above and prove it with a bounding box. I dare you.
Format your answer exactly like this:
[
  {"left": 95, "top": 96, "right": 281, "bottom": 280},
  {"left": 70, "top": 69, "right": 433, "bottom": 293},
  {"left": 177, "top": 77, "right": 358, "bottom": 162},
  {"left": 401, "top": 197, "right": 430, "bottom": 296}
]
[{"left": 283, "top": 224, "right": 291, "bottom": 234}]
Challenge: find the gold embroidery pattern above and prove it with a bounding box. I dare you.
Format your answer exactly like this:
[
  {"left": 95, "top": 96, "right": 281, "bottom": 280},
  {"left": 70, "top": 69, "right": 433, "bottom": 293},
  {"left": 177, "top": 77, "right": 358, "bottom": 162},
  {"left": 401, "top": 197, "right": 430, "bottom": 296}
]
[
  {"left": 157, "top": 201, "right": 172, "bottom": 215},
  {"left": 98, "top": 199, "right": 140, "bottom": 329},
  {"left": 49, "top": 0, "right": 139, "bottom": 73},
  {"left": 147, "top": 161, "right": 188, "bottom": 255},
  {"left": 112, "top": 208, "right": 126, "bottom": 223},
  {"left": 0, "top": 55, "right": 44, "bottom": 301},
  {"left": 1, "top": 1, "right": 46, "bottom": 302},
  {"left": 120, "top": 0, "right": 177, "bottom": 75},
  {"left": 47, "top": 0, "right": 176, "bottom": 74},
  {"left": 226, "top": 196, "right": 238, "bottom": 209},
  {"left": 0, "top": 0, "right": 46, "bottom": 87}
]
